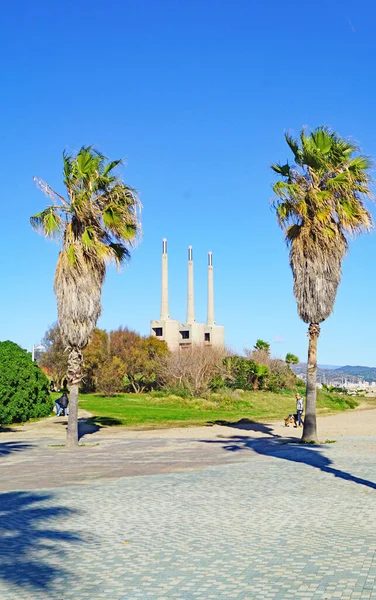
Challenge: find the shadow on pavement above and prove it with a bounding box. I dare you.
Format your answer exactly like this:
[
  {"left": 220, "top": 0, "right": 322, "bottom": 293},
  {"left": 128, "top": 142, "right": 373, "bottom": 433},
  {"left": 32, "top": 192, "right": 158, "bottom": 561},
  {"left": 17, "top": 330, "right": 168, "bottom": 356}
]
[
  {"left": 209, "top": 419, "right": 278, "bottom": 436},
  {"left": 0, "top": 441, "right": 34, "bottom": 456},
  {"left": 54, "top": 416, "right": 123, "bottom": 440},
  {"left": 200, "top": 433, "right": 376, "bottom": 490},
  {"left": 79, "top": 416, "right": 123, "bottom": 440},
  {"left": 0, "top": 490, "right": 84, "bottom": 592}
]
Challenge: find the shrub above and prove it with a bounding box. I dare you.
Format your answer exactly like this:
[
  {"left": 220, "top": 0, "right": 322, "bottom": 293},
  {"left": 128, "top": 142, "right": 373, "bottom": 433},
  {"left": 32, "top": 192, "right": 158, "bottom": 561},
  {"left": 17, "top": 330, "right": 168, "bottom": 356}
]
[
  {"left": 244, "top": 348, "right": 298, "bottom": 392},
  {"left": 264, "top": 359, "right": 297, "bottom": 392},
  {"left": 213, "top": 356, "right": 269, "bottom": 391},
  {"left": 0, "top": 341, "right": 52, "bottom": 424},
  {"left": 159, "top": 346, "right": 226, "bottom": 397}
]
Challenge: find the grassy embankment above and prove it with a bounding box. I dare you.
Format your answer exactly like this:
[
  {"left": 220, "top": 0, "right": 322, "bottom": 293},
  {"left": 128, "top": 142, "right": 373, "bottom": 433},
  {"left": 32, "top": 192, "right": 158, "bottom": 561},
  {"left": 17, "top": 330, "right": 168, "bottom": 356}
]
[{"left": 72, "top": 389, "right": 361, "bottom": 429}]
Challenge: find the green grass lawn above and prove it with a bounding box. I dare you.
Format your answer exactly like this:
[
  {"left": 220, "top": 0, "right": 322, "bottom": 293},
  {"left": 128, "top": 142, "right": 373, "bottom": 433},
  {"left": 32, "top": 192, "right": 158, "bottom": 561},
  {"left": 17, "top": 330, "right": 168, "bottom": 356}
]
[{"left": 76, "top": 389, "right": 360, "bottom": 429}]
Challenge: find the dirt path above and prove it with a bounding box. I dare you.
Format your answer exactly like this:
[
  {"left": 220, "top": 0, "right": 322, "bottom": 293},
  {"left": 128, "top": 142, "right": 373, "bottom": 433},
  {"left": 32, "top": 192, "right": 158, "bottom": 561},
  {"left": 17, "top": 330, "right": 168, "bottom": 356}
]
[{"left": 1, "top": 403, "right": 375, "bottom": 443}]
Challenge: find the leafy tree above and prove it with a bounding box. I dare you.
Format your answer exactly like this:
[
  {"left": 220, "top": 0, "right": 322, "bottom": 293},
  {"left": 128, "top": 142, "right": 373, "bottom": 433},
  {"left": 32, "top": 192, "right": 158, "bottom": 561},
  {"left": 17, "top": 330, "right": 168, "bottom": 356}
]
[
  {"left": 110, "top": 328, "right": 168, "bottom": 393},
  {"left": 82, "top": 329, "right": 109, "bottom": 392},
  {"left": 40, "top": 323, "right": 68, "bottom": 388},
  {"left": 97, "top": 356, "right": 125, "bottom": 396},
  {"left": 253, "top": 339, "right": 270, "bottom": 354},
  {"left": 31, "top": 147, "right": 141, "bottom": 446},
  {"left": 272, "top": 126, "right": 372, "bottom": 441},
  {"left": 285, "top": 353, "right": 299, "bottom": 365},
  {"left": 0, "top": 341, "right": 52, "bottom": 424}
]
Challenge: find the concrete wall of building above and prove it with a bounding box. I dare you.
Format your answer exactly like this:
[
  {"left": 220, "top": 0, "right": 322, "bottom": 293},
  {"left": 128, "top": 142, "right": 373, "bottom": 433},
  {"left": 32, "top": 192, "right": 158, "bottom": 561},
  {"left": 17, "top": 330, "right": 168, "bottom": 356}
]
[
  {"left": 150, "top": 319, "right": 180, "bottom": 351},
  {"left": 178, "top": 322, "right": 205, "bottom": 346},
  {"left": 204, "top": 325, "right": 225, "bottom": 348}
]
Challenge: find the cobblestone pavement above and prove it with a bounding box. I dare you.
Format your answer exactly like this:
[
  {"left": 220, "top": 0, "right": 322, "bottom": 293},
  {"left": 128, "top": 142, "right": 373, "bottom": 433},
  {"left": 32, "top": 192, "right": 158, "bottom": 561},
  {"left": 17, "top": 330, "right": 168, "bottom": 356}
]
[{"left": 1, "top": 435, "right": 376, "bottom": 599}]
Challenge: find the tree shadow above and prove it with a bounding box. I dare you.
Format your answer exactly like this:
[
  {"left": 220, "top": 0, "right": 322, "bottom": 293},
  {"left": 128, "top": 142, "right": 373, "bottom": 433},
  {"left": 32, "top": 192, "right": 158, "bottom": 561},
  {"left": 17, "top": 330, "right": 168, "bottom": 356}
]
[
  {"left": 86, "top": 416, "right": 123, "bottom": 427},
  {"left": 78, "top": 416, "right": 123, "bottom": 440},
  {"left": 200, "top": 433, "right": 376, "bottom": 491},
  {"left": 0, "top": 490, "right": 84, "bottom": 592},
  {"left": 0, "top": 441, "right": 34, "bottom": 456},
  {"left": 51, "top": 416, "right": 123, "bottom": 440},
  {"left": 208, "top": 418, "right": 278, "bottom": 437}
]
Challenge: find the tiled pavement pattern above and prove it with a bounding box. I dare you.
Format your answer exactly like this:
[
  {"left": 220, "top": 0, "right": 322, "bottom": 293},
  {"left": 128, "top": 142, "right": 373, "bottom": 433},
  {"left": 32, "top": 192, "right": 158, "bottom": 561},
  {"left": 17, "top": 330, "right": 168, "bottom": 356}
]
[{"left": 1, "top": 436, "right": 376, "bottom": 599}]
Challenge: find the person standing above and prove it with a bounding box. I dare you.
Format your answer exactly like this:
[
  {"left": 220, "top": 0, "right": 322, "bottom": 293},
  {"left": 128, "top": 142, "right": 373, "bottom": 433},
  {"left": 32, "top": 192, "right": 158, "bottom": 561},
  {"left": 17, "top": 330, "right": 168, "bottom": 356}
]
[
  {"left": 295, "top": 393, "right": 304, "bottom": 427},
  {"left": 56, "top": 392, "right": 69, "bottom": 417}
]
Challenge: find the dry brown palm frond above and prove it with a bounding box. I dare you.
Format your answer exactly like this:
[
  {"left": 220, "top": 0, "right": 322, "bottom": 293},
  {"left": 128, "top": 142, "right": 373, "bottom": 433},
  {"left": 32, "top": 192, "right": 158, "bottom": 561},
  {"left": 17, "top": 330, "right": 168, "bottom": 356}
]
[
  {"left": 289, "top": 223, "right": 346, "bottom": 323},
  {"left": 54, "top": 247, "right": 105, "bottom": 348}
]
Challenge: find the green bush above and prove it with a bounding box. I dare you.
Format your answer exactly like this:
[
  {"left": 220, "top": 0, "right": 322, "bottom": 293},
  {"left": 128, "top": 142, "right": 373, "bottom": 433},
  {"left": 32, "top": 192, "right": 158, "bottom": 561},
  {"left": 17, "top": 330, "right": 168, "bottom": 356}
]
[
  {"left": 0, "top": 341, "right": 53, "bottom": 424},
  {"left": 212, "top": 356, "right": 269, "bottom": 391},
  {"left": 160, "top": 386, "right": 193, "bottom": 399}
]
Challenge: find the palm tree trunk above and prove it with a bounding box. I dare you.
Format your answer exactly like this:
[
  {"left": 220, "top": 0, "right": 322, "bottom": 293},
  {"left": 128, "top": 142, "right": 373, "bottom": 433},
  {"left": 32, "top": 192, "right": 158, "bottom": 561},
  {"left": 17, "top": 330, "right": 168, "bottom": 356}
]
[
  {"left": 302, "top": 323, "right": 320, "bottom": 443},
  {"left": 66, "top": 347, "right": 83, "bottom": 448}
]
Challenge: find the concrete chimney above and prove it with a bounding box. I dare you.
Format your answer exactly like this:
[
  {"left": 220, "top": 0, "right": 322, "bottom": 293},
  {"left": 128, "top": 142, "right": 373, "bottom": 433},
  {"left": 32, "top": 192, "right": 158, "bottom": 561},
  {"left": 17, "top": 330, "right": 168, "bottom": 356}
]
[
  {"left": 207, "top": 251, "right": 215, "bottom": 326},
  {"left": 160, "top": 238, "right": 169, "bottom": 320},
  {"left": 186, "top": 246, "right": 195, "bottom": 323}
]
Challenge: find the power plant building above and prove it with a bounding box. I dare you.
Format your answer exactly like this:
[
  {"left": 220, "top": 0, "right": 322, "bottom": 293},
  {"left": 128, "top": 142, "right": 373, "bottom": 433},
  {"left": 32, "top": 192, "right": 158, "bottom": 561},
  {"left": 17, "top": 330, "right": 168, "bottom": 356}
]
[{"left": 150, "top": 239, "right": 225, "bottom": 351}]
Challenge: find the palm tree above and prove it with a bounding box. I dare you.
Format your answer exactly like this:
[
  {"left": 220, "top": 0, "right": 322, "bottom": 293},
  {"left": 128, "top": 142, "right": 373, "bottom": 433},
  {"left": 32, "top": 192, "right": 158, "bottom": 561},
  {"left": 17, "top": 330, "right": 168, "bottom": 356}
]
[
  {"left": 285, "top": 353, "right": 299, "bottom": 366},
  {"left": 271, "top": 127, "right": 372, "bottom": 442},
  {"left": 31, "top": 147, "right": 141, "bottom": 447},
  {"left": 254, "top": 339, "right": 270, "bottom": 354}
]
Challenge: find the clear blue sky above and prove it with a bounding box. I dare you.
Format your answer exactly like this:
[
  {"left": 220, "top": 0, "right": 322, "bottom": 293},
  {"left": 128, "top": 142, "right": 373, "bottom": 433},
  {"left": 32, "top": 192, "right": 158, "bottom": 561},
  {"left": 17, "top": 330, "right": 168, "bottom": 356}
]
[{"left": 1, "top": 0, "right": 376, "bottom": 366}]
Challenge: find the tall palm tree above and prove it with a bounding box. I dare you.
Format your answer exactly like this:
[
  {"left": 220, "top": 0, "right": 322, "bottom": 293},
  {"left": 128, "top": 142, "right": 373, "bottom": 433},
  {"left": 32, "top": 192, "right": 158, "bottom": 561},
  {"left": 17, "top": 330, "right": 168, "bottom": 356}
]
[
  {"left": 271, "top": 127, "right": 373, "bottom": 442},
  {"left": 31, "top": 147, "right": 141, "bottom": 447}
]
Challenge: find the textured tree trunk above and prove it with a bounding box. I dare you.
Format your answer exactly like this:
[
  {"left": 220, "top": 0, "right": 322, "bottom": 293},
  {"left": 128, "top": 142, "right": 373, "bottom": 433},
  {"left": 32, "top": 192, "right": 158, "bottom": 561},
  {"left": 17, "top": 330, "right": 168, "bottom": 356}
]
[
  {"left": 66, "top": 347, "right": 83, "bottom": 448},
  {"left": 302, "top": 323, "right": 320, "bottom": 443}
]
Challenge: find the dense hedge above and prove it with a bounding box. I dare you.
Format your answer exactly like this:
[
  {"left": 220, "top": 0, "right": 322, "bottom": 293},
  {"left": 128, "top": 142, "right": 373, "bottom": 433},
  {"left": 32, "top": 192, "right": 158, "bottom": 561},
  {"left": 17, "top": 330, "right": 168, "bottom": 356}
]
[{"left": 0, "top": 341, "right": 53, "bottom": 424}]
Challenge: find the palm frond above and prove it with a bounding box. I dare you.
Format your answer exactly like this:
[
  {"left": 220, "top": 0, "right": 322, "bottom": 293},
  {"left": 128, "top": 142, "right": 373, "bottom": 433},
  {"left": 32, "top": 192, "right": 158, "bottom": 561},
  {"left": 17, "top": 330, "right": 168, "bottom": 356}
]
[
  {"left": 285, "top": 134, "right": 302, "bottom": 163},
  {"left": 310, "top": 127, "right": 333, "bottom": 154},
  {"left": 30, "top": 208, "right": 63, "bottom": 238},
  {"left": 271, "top": 162, "right": 291, "bottom": 177},
  {"left": 103, "top": 159, "right": 123, "bottom": 177}
]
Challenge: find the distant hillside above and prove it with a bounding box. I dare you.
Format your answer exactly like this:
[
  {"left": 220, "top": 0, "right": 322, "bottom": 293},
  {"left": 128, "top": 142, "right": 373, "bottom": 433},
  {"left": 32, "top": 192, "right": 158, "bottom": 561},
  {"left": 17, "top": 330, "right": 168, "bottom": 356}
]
[
  {"left": 292, "top": 363, "right": 376, "bottom": 384},
  {"left": 333, "top": 365, "right": 376, "bottom": 382}
]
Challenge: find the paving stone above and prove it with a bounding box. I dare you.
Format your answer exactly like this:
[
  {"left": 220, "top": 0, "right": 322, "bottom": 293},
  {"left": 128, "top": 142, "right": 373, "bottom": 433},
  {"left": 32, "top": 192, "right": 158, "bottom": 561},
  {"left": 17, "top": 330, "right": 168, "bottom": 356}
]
[{"left": 0, "top": 436, "right": 376, "bottom": 598}]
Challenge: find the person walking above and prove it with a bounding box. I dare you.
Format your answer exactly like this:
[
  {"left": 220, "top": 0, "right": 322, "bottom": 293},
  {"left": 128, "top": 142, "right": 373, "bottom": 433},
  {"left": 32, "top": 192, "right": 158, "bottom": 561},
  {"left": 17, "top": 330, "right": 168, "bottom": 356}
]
[
  {"left": 56, "top": 392, "right": 69, "bottom": 417},
  {"left": 54, "top": 397, "right": 61, "bottom": 415},
  {"left": 295, "top": 393, "right": 304, "bottom": 427}
]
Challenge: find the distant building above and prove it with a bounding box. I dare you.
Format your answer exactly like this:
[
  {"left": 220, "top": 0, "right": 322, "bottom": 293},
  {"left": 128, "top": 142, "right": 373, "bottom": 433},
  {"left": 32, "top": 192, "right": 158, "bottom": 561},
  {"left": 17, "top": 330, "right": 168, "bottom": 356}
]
[{"left": 150, "top": 239, "right": 225, "bottom": 351}]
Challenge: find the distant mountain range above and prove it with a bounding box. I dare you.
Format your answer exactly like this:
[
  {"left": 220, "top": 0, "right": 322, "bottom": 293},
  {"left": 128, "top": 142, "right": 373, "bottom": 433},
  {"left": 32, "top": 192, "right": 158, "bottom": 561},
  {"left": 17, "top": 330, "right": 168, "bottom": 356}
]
[{"left": 292, "top": 363, "right": 376, "bottom": 384}]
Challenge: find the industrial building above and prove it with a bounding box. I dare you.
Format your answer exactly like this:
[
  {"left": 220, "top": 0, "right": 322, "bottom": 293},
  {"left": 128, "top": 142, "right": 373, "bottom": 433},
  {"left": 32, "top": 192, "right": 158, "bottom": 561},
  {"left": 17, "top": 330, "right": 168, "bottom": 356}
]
[{"left": 150, "top": 239, "right": 225, "bottom": 351}]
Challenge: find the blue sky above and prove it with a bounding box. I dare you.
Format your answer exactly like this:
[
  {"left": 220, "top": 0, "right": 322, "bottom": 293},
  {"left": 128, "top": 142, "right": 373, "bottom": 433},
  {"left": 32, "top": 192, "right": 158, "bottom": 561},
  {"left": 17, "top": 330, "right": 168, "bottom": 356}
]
[{"left": 1, "top": 0, "right": 376, "bottom": 366}]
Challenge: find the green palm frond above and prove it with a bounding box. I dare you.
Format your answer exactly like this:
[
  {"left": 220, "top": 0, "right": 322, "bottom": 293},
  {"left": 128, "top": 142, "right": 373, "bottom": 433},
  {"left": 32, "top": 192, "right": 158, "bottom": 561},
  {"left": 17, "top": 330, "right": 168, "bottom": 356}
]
[
  {"left": 285, "top": 134, "right": 302, "bottom": 163},
  {"left": 32, "top": 146, "right": 141, "bottom": 277},
  {"left": 310, "top": 127, "right": 333, "bottom": 154},
  {"left": 108, "top": 242, "right": 131, "bottom": 264},
  {"left": 271, "top": 163, "right": 291, "bottom": 177},
  {"left": 348, "top": 155, "right": 372, "bottom": 173},
  {"left": 102, "top": 159, "right": 123, "bottom": 177},
  {"left": 30, "top": 207, "right": 63, "bottom": 238}
]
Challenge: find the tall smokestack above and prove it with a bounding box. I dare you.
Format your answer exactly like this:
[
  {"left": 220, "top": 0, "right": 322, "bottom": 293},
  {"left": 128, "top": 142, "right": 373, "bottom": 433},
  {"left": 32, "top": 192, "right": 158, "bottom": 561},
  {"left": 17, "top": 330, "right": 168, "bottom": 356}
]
[
  {"left": 160, "top": 238, "right": 169, "bottom": 320},
  {"left": 207, "top": 251, "right": 215, "bottom": 326},
  {"left": 186, "top": 246, "right": 195, "bottom": 323}
]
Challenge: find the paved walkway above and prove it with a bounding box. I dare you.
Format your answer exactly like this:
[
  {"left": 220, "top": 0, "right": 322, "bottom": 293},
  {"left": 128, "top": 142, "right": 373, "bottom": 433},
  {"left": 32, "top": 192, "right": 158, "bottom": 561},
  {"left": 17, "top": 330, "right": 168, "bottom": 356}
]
[{"left": 1, "top": 416, "right": 376, "bottom": 598}]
